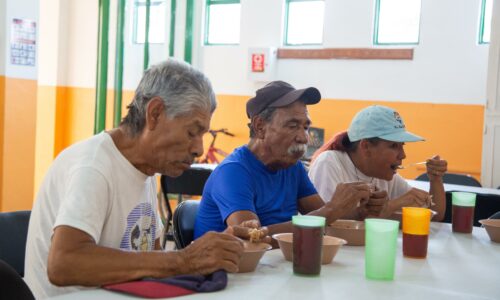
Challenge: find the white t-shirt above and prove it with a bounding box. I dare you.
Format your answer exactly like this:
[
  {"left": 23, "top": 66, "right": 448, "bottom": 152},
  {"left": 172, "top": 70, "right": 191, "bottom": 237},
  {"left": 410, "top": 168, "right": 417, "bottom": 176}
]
[
  {"left": 308, "top": 150, "right": 412, "bottom": 203},
  {"left": 24, "top": 132, "right": 162, "bottom": 299}
]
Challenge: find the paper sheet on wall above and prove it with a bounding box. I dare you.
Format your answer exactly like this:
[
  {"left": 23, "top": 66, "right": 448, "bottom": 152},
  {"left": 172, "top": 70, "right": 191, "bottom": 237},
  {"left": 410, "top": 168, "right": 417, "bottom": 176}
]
[{"left": 10, "top": 18, "right": 36, "bottom": 67}]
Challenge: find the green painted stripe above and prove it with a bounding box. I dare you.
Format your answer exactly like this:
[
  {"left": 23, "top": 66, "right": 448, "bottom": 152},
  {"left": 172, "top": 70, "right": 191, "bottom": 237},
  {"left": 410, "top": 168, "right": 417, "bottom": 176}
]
[
  {"left": 144, "top": 0, "right": 151, "bottom": 70},
  {"left": 169, "top": 0, "right": 176, "bottom": 56},
  {"left": 184, "top": 0, "right": 194, "bottom": 63},
  {"left": 94, "top": 0, "right": 110, "bottom": 134},
  {"left": 114, "top": 0, "right": 126, "bottom": 127}
]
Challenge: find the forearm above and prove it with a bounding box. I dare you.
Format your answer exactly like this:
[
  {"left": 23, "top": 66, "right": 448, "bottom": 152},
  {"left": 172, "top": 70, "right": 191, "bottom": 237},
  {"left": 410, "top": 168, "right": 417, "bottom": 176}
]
[
  {"left": 307, "top": 205, "right": 342, "bottom": 225},
  {"left": 48, "top": 244, "right": 187, "bottom": 287},
  {"left": 429, "top": 178, "right": 446, "bottom": 221}
]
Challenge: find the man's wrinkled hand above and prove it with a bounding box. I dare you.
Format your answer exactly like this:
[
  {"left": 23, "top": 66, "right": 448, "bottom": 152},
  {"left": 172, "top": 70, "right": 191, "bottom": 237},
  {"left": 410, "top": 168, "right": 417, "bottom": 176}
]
[
  {"left": 224, "top": 220, "right": 271, "bottom": 244},
  {"left": 365, "top": 190, "right": 389, "bottom": 217},
  {"left": 180, "top": 231, "right": 243, "bottom": 274},
  {"left": 326, "top": 182, "right": 371, "bottom": 218}
]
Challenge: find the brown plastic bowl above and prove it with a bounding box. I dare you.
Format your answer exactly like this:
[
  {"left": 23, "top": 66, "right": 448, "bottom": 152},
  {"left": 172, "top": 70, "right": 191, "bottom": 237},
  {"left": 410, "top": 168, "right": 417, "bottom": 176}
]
[
  {"left": 272, "top": 233, "right": 346, "bottom": 265},
  {"left": 326, "top": 220, "right": 365, "bottom": 246},
  {"left": 238, "top": 242, "right": 272, "bottom": 273},
  {"left": 479, "top": 219, "right": 500, "bottom": 243}
]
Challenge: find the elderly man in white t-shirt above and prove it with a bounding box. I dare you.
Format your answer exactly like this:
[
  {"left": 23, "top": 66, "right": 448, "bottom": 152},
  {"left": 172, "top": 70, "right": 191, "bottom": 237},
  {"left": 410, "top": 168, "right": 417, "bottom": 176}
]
[
  {"left": 24, "top": 59, "right": 250, "bottom": 299},
  {"left": 309, "top": 105, "right": 447, "bottom": 221}
]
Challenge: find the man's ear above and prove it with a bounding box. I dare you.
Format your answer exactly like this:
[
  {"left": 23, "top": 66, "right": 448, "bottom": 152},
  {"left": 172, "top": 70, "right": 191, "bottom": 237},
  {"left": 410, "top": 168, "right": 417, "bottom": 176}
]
[
  {"left": 145, "top": 97, "right": 165, "bottom": 130},
  {"left": 252, "top": 116, "right": 267, "bottom": 139}
]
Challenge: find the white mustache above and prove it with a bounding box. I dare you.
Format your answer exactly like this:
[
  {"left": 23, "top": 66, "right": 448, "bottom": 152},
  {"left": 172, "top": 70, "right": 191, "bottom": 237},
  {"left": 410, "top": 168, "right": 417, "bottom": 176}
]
[{"left": 288, "top": 144, "right": 307, "bottom": 155}]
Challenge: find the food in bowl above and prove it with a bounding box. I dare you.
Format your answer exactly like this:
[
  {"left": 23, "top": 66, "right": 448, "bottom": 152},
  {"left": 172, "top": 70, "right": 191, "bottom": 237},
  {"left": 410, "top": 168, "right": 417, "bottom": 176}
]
[
  {"left": 326, "top": 220, "right": 365, "bottom": 246},
  {"left": 479, "top": 219, "right": 500, "bottom": 243},
  {"left": 238, "top": 242, "right": 272, "bottom": 273},
  {"left": 272, "top": 233, "right": 346, "bottom": 264}
]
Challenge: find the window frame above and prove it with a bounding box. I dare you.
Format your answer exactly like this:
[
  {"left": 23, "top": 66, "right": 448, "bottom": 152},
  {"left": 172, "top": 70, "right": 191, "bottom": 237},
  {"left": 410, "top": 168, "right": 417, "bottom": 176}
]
[
  {"left": 204, "top": 0, "right": 241, "bottom": 46},
  {"left": 132, "top": 0, "right": 167, "bottom": 45},
  {"left": 373, "top": 0, "right": 421, "bottom": 46},
  {"left": 284, "top": 0, "right": 325, "bottom": 46},
  {"left": 478, "top": 0, "right": 492, "bottom": 44}
]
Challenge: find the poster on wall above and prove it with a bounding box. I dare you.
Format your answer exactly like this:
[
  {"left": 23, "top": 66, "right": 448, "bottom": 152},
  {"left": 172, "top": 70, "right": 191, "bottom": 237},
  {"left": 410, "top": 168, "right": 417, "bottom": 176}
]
[
  {"left": 10, "top": 18, "right": 37, "bottom": 67},
  {"left": 305, "top": 127, "right": 325, "bottom": 160}
]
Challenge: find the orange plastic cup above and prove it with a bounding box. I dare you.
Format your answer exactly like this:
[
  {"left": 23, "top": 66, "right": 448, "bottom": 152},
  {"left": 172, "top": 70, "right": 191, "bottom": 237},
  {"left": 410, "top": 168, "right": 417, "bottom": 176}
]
[{"left": 402, "top": 207, "right": 431, "bottom": 258}]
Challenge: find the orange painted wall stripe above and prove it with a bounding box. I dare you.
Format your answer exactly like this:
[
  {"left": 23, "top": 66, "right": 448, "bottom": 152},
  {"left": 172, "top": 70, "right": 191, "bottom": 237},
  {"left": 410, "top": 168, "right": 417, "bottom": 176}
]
[
  {"left": 2, "top": 77, "right": 37, "bottom": 212},
  {"left": 208, "top": 95, "right": 484, "bottom": 181},
  {"left": 4, "top": 85, "right": 484, "bottom": 212},
  {"left": 0, "top": 76, "right": 5, "bottom": 208}
]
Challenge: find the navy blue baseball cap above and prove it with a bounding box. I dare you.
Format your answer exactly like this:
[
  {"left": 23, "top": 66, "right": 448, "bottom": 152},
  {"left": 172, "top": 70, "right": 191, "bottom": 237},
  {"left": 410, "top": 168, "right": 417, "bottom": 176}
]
[{"left": 246, "top": 81, "right": 321, "bottom": 118}]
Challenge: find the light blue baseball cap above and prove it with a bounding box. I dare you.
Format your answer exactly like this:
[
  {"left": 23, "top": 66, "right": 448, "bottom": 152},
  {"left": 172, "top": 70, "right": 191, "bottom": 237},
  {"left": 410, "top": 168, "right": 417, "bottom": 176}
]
[{"left": 347, "top": 105, "right": 424, "bottom": 142}]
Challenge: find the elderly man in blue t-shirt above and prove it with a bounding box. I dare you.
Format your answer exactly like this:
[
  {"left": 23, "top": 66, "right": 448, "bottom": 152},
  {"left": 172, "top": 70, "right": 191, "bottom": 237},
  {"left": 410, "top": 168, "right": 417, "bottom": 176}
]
[{"left": 194, "top": 81, "right": 381, "bottom": 240}]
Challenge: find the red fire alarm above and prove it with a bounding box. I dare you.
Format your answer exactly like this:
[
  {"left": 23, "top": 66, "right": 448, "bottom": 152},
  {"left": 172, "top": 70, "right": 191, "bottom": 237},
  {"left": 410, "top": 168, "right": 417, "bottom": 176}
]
[{"left": 251, "top": 53, "right": 265, "bottom": 72}]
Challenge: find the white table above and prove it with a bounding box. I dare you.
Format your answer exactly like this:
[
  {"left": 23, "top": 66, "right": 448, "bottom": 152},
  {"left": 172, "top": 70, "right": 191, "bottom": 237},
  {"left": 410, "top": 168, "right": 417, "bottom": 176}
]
[
  {"left": 408, "top": 179, "right": 500, "bottom": 196},
  {"left": 50, "top": 223, "right": 499, "bottom": 300}
]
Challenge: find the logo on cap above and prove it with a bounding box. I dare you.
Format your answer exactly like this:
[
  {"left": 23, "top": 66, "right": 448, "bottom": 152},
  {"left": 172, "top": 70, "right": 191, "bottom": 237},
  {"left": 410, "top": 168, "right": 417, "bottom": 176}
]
[{"left": 393, "top": 112, "right": 405, "bottom": 129}]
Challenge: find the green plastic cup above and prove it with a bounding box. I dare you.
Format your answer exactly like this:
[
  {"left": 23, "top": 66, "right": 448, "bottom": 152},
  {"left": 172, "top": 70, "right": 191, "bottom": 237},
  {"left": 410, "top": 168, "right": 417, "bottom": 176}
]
[
  {"left": 365, "top": 219, "right": 400, "bottom": 280},
  {"left": 292, "top": 215, "right": 325, "bottom": 276}
]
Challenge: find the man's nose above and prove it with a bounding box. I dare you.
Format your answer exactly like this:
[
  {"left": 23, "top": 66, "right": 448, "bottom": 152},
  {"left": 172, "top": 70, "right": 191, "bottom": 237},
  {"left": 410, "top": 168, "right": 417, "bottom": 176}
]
[
  {"left": 192, "top": 136, "right": 204, "bottom": 157},
  {"left": 296, "top": 128, "right": 309, "bottom": 144}
]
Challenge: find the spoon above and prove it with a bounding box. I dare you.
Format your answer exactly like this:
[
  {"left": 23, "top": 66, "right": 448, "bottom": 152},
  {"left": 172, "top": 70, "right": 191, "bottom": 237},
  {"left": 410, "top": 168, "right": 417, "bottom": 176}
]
[{"left": 396, "top": 161, "right": 427, "bottom": 169}]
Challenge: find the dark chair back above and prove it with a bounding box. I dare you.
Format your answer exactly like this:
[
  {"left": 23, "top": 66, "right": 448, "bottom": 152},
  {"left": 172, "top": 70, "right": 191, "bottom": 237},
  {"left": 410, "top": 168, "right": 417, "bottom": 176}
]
[
  {"left": 0, "top": 210, "right": 31, "bottom": 276},
  {"left": 172, "top": 200, "right": 201, "bottom": 249},
  {"left": 415, "top": 173, "right": 482, "bottom": 187},
  {"left": 489, "top": 211, "right": 500, "bottom": 219},
  {"left": 0, "top": 259, "right": 34, "bottom": 300},
  {"left": 160, "top": 167, "right": 212, "bottom": 249}
]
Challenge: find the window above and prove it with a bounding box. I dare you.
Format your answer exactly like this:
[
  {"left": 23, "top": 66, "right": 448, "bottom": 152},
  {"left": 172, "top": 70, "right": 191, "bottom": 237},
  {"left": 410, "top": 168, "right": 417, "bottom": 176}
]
[
  {"left": 374, "top": 0, "right": 421, "bottom": 45},
  {"left": 285, "top": 0, "right": 325, "bottom": 45},
  {"left": 205, "top": 0, "right": 241, "bottom": 45},
  {"left": 133, "top": 0, "right": 166, "bottom": 44},
  {"left": 479, "top": 0, "right": 493, "bottom": 44}
]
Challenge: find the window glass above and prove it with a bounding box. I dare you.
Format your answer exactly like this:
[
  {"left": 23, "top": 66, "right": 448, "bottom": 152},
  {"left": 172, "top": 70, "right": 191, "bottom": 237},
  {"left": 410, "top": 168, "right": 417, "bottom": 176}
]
[
  {"left": 133, "top": 0, "right": 166, "bottom": 44},
  {"left": 205, "top": 1, "right": 241, "bottom": 45},
  {"left": 479, "top": 0, "right": 493, "bottom": 44},
  {"left": 285, "top": 0, "right": 325, "bottom": 45},
  {"left": 374, "top": 0, "right": 421, "bottom": 45}
]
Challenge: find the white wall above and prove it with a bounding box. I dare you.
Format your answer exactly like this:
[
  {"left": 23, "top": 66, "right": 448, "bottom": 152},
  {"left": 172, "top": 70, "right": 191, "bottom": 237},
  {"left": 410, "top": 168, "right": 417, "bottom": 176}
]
[
  {"left": 197, "top": 0, "right": 489, "bottom": 104},
  {"left": 36, "top": 0, "right": 491, "bottom": 106},
  {"left": 482, "top": 0, "right": 500, "bottom": 188},
  {"left": 4, "top": 0, "right": 38, "bottom": 79}
]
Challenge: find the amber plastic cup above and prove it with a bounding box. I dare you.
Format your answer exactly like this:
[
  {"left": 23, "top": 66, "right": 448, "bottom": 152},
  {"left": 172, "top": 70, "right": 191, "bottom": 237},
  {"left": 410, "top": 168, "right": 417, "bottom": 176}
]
[
  {"left": 452, "top": 192, "right": 476, "bottom": 233},
  {"left": 292, "top": 215, "right": 325, "bottom": 276},
  {"left": 402, "top": 207, "right": 431, "bottom": 258}
]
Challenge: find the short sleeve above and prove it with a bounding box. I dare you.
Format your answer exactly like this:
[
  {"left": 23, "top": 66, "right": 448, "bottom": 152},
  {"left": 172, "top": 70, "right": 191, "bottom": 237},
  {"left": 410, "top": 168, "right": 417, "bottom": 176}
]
[
  {"left": 54, "top": 167, "right": 111, "bottom": 243},
  {"left": 388, "top": 174, "right": 413, "bottom": 199},
  {"left": 308, "top": 152, "right": 344, "bottom": 203},
  {"left": 210, "top": 163, "right": 256, "bottom": 223},
  {"left": 297, "top": 162, "right": 318, "bottom": 199}
]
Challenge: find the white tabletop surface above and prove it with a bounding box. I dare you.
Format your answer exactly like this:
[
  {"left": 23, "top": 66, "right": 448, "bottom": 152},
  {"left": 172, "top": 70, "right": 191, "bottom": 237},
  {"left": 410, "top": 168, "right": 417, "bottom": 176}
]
[
  {"left": 50, "top": 223, "right": 499, "bottom": 300},
  {"left": 407, "top": 179, "right": 500, "bottom": 196}
]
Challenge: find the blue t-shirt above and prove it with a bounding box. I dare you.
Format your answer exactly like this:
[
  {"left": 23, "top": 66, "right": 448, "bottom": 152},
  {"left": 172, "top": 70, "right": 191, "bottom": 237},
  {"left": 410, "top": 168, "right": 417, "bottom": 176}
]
[{"left": 194, "top": 146, "right": 317, "bottom": 239}]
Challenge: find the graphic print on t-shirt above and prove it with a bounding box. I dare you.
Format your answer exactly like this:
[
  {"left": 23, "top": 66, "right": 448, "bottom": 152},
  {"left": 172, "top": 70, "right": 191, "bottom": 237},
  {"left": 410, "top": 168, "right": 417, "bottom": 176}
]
[{"left": 120, "top": 202, "right": 157, "bottom": 251}]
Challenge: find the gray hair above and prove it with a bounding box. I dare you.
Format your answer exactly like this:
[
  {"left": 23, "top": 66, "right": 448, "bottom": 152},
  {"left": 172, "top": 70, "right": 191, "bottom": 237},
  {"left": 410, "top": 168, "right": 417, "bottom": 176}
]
[
  {"left": 121, "top": 59, "right": 217, "bottom": 135},
  {"left": 248, "top": 106, "right": 277, "bottom": 138}
]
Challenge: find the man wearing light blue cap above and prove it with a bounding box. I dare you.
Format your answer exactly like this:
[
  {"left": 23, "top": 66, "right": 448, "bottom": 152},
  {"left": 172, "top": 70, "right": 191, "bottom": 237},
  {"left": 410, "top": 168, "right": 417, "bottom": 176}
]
[{"left": 309, "top": 105, "right": 447, "bottom": 221}]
